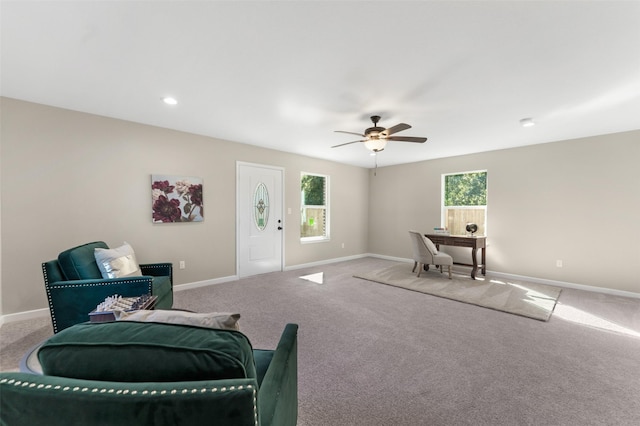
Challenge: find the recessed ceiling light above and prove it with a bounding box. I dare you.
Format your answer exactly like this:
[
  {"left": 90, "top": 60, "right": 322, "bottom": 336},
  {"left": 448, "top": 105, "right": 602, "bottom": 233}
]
[
  {"left": 162, "top": 97, "right": 178, "bottom": 105},
  {"left": 520, "top": 118, "right": 535, "bottom": 127}
]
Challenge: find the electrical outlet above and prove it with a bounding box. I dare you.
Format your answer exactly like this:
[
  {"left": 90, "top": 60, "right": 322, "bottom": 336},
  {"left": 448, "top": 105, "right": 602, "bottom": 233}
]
[
  {"left": 341, "top": 242, "right": 345, "bottom": 249},
  {"left": 556, "top": 260, "right": 563, "bottom": 268},
  {"left": 179, "top": 260, "right": 186, "bottom": 270}
]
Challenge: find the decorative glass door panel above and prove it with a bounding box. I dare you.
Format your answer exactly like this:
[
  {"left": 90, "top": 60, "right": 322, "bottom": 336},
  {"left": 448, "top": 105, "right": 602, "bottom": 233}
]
[{"left": 254, "top": 182, "right": 269, "bottom": 231}]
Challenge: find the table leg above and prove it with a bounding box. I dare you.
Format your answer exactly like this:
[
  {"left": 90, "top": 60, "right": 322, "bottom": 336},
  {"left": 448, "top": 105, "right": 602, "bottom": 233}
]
[
  {"left": 471, "top": 248, "right": 478, "bottom": 280},
  {"left": 481, "top": 247, "right": 486, "bottom": 275}
]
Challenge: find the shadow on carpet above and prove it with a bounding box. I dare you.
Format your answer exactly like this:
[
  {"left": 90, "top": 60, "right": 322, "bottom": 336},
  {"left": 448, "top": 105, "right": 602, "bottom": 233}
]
[{"left": 354, "top": 263, "right": 561, "bottom": 321}]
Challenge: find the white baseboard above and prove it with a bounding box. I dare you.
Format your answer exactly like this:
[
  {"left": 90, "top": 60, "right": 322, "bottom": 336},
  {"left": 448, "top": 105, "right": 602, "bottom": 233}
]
[
  {"left": 173, "top": 275, "right": 238, "bottom": 291},
  {"left": 365, "top": 253, "right": 413, "bottom": 264},
  {"left": 283, "top": 253, "right": 370, "bottom": 271},
  {"left": 0, "top": 307, "right": 50, "bottom": 326},
  {"left": 485, "top": 270, "right": 640, "bottom": 299},
  {"left": 2, "top": 254, "right": 637, "bottom": 326}
]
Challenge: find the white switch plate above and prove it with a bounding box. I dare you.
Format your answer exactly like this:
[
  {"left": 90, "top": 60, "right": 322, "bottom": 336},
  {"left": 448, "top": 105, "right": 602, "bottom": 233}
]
[{"left": 179, "top": 260, "right": 186, "bottom": 269}]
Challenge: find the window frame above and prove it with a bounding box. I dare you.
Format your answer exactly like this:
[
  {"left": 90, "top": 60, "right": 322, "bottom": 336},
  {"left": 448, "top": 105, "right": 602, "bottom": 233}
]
[
  {"left": 441, "top": 170, "right": 488, "bottom": 236},
  {"left": 300, "top": 172, "right": 330, "bottom": 243}
]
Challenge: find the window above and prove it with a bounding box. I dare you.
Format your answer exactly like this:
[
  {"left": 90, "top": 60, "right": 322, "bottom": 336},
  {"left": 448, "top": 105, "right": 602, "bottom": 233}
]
[
  {"left": 301, "top": 172, "right": 329, "bottom": 242},
  {"left": 442, "top": 170, "right": 487, "bottom": 236}
]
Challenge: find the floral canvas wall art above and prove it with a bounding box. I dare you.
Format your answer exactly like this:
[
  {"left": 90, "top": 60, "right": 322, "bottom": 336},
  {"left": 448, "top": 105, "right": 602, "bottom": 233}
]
[{"left": 152, "top": 175, "right": 204, "bottom": 223}]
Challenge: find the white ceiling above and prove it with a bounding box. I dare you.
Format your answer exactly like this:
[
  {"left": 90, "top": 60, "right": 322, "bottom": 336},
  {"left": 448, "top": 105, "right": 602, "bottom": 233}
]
[{"left": 2, "top": 1, "right": 639, "bottom": 168}]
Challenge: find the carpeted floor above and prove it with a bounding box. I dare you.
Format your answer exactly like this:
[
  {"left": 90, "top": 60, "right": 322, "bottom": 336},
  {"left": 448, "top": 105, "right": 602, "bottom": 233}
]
[
  {"left": 354, "top": 263, "right": 562, "bottom": 321},
  {"left": 2, "top": 257, "right": 640, "bottom": 425}
]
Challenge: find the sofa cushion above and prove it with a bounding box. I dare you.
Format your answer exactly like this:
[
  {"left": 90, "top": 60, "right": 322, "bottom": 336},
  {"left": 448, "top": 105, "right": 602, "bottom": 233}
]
[
  {"left": 38, "top": 321, "right": 256, "bottom": 383},
  {"left": 58, "top": 241, "right": 108, "bottom": 280},
  {"left": 94, "top": 242, "right": 142, "bottom": 278}
]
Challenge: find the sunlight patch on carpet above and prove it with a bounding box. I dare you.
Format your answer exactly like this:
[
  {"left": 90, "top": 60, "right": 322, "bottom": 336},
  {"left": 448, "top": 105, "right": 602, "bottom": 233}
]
[
  {"left": 553, "top": 303, "right": 640, "bottom": 338},
  {"left": 354, "top": 263, "right": 562, "bottom": 321},
  {"left": 300, "top": 272, "right": 324, "bottom": 284}
]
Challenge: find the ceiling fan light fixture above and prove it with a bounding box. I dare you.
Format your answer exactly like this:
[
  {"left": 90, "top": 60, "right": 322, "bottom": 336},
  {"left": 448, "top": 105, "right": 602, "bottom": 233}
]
[{"left": 364, "top": 137, "right": 387, "bottom": 152}]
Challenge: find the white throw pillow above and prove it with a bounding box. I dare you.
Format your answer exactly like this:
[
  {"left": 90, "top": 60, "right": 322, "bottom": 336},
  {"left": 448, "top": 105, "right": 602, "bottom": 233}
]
[
  {"left": 94, "top": 242, "right": 142, "bottom": 279},
  {"left": 423, "top": 236, "right": 439, "bottom": 255},
  {"left": 113, "top": 309, "right": 241, "bottom": 331}
]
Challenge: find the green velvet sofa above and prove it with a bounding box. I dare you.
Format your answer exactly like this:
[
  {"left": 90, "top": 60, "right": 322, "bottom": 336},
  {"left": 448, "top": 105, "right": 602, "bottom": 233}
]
[
  {"left": 42, "top": 241, "right": 173, "bottom": 333},
  {"left": 0, "top": 321, "right": 298, "bottom": 426}
]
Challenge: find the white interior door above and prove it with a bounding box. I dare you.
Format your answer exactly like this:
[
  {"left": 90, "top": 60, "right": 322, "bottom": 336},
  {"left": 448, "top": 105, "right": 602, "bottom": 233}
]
[{"left": 237, "top": 162, "right": 284, "bottom": 277}]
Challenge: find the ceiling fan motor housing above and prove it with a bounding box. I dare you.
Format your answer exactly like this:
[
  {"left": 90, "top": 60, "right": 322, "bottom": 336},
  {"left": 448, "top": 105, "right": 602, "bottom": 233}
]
[
  {"left": 366, "top": 116, "right": 386, "bottom": 137},
  {"left": 365, "top": 126, "right": 386, "bottom": 137}
]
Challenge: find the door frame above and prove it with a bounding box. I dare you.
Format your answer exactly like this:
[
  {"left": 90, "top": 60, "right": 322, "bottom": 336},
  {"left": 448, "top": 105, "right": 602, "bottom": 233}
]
[{"left": 236, "top": 161, "right": 285, "bottom": 277}]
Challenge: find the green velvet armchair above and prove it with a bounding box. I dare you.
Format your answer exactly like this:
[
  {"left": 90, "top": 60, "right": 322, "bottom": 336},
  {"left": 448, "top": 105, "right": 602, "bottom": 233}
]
[
  {"left": 0, "top": 322, "right": 298, "bottom": 426},
  {"left": 42, "top": 241, "right": 173, "bottom": 333}
]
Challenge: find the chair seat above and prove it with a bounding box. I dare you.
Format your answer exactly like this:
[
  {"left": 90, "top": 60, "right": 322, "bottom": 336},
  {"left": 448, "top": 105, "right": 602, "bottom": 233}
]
[{"left": 432, "top": 252, "right": 453, "bottom": 265}]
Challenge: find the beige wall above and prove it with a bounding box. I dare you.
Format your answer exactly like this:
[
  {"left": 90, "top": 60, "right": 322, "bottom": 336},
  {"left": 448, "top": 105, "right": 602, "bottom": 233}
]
[
  {"left": 1, "top": 97, "right": 638, "bottom": 318},
  {"left": 369, "top": 130, "right": 640, "bottom": 293},
  {"left": 0, "top": 98, "right": 369, "bottom": 315}
]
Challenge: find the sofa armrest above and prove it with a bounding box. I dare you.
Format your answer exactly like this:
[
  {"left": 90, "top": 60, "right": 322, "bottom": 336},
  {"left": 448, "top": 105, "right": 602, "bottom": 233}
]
[
  {"left": 258, "top": 323, "right": 298, "bottom": 426},
  {"left": 0, "top": 373, "right": 259, "bottom": 426},
  {"left": 45, "top": 277, "right": 153, "bottom": 333},
  {"left": 140, "top": 262, "right": 173, "bottom": 277},
  {"left": 140, "top": 262, "right": 173, "bottom": 285}
]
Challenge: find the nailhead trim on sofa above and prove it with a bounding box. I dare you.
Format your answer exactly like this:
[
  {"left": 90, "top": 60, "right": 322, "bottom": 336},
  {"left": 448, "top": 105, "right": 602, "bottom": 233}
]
[{"left": 0, "top": 378, "right": 259, "bottom": 426}]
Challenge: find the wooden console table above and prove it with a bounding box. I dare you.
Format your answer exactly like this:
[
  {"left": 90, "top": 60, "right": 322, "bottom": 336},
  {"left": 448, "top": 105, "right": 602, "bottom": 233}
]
[{"left": 425, "top": 234, "right": 486, "bottom": 280}]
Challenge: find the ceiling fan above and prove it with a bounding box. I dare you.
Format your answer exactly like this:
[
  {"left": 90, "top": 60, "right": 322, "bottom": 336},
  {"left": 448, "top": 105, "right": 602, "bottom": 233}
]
[{"left": 332, "top": 115, "right": 427, "bottom": 152}]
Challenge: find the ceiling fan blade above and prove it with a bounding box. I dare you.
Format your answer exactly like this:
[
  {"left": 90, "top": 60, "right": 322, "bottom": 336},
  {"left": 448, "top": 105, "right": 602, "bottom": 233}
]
[
  {"left": 382, "top": 123, "right": 411, "bottom": 136},
  {"left": 331, "top": 140, "right": 365, "bottom": 148},
  {"left": 386, "top": 136, "right": 427, "bottom": 143},
  {"left": 334, "top": 130, "right": 365, "bottom": 137}
]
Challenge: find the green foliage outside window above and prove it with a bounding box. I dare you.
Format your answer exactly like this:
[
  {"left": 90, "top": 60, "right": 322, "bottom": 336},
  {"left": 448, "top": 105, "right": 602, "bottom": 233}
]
[
  {"left": 301, "top": 174, "right": 325, "bottom": 205},
  {"left": 444, "top": 172, "right": 487, "bottom": 206}
]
